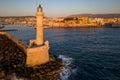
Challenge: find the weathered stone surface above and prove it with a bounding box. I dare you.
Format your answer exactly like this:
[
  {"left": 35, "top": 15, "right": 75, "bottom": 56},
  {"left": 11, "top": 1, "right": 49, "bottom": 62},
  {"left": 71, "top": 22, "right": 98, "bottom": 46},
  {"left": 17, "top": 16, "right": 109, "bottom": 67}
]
[
  {"left": 0, "top": 71, "right": 5, "bottom": 79},
  {"left": 0, "top": 34, "right": 63, "bottom": 80},
  {"left": 26, "top": 41, "right": 49, "bottom": 66}
]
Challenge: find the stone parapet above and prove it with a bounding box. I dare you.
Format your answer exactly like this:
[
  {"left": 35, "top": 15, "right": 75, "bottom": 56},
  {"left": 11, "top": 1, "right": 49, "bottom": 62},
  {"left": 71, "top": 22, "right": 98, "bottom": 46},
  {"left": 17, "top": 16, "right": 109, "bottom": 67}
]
[{"left": 0, "top": 32, "right": 27, "bottom": 53}]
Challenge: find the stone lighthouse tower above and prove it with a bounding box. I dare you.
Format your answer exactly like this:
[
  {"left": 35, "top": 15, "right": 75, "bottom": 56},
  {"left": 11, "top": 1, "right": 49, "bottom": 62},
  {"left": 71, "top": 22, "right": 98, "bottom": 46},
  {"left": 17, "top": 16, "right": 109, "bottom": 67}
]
[
  {"left": 28, "top": 4, "right": 49, "bottom": 66},
  {"left": 36, "top": 4, "right": 44, "bottom": 45}
]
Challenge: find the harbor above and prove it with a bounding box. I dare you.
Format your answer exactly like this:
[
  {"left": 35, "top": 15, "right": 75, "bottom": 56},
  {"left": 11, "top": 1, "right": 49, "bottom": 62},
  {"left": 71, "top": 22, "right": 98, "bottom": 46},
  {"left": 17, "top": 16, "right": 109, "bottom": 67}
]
[{"left": 0, "top": 0, "right": 120, "bottom": 80}]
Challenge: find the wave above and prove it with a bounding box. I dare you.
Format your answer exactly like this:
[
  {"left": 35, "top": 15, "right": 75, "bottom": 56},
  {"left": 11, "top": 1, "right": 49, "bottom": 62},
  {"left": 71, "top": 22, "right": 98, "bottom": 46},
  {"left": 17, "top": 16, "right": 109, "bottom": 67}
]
[{"left": 58, "top": 55, "right": 77, "bottom": 80}]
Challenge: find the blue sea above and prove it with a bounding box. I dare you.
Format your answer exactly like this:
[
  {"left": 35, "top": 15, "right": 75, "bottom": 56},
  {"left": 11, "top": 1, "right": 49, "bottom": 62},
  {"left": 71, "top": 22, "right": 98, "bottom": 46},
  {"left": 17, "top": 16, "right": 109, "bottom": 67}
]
[{"left": 2, "top": 25, "right": 120, "bottom": 80}]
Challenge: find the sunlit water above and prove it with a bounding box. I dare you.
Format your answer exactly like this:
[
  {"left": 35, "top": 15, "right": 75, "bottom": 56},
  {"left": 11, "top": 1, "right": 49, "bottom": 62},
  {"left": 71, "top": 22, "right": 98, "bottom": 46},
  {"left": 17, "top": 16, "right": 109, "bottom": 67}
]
[{"left": 2, "top": 25, "right": 120, "bottom": 80}]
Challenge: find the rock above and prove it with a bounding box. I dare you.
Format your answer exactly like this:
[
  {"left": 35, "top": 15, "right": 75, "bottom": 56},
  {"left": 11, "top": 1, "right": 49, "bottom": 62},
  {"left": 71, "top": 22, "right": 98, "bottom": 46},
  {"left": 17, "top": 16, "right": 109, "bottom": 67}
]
[
  {"left": 0, "top": 53, "right": 3, "bottom": 60},
  {"left": 0, "top": 71, "right": 5, "bottom": 79}
]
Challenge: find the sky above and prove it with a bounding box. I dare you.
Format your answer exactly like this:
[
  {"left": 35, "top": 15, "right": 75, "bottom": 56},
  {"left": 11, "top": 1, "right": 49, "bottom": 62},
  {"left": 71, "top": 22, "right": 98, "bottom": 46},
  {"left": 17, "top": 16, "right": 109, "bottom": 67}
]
[{"left": 0, "top": 0, "right": 120, "bottom": 17}]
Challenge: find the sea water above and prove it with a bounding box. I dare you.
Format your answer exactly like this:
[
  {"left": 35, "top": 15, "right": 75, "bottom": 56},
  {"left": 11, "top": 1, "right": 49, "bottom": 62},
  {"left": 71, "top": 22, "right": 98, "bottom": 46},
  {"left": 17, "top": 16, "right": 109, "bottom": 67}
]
[{"left": 2, "top": 25, "right": 120, "bottom": 80}]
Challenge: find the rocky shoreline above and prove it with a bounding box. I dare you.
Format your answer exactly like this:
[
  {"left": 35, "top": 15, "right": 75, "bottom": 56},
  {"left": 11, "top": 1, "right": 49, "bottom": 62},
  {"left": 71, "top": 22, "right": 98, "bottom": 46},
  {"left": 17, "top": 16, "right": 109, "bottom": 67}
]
[{"left": 0, "top": 34, "right": 63, "bottom": 80}]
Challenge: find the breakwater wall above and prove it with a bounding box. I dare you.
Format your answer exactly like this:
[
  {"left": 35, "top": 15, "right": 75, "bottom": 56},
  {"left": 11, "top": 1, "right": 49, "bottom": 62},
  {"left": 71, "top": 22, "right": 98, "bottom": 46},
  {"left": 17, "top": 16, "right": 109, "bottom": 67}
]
[{"left": 0, "top": 32, "right": 27, "bottom": 53}]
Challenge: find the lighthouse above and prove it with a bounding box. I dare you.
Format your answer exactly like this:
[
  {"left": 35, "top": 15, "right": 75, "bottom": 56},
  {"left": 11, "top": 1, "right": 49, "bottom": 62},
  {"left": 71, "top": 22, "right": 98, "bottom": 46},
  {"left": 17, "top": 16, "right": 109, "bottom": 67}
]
[
  {"left": 27, "top": 4, "right": 49, "bottom": 66},
  {"left": 36, "top": 4, "right": 44, "bottom": 45}
]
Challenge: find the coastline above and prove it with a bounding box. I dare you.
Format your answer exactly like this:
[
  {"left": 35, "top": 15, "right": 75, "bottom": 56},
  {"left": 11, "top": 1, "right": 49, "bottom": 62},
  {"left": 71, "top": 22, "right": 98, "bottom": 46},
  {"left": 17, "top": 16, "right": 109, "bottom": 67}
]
[{"left": 44, "top": 25, "right": 120, "bottom": 28}]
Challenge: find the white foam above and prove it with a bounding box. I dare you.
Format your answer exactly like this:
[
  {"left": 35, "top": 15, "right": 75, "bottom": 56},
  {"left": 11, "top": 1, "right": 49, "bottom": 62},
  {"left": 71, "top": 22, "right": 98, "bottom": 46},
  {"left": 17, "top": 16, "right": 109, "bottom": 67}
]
[
  {"left": 5, "top": 73, "right": 24, "bottom": 80},
  {"left": 58, "top": 55, "right": 77, "bottom": 80}
]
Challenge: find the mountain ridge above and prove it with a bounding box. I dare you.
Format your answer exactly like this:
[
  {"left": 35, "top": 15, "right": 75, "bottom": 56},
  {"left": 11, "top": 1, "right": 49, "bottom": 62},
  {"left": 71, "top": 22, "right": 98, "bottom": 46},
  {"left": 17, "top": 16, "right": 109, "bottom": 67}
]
[
  {"left": 67, "top": 13, "right": 120, "bottom": 18},
  {"left": 1, "top": 14, "right": 120, "bottom": 18}
]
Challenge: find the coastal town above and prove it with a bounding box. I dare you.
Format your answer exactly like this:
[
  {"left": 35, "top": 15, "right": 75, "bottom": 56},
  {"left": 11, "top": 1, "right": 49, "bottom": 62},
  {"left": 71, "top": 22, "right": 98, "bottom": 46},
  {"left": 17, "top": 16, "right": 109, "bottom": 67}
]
[{"left": 0, "top": 14, "right": 120, "bottom": 28}]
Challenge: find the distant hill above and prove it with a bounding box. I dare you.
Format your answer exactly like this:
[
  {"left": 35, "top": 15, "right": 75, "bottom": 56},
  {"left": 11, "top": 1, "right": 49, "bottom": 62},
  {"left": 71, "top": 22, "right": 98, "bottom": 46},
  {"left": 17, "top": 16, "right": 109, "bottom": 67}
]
[
  {"left": 67, "top": 14, "right": 120, "bottom": 18},
  {"left": 1, "top": 14, "right": 120, "bottom": 18}
]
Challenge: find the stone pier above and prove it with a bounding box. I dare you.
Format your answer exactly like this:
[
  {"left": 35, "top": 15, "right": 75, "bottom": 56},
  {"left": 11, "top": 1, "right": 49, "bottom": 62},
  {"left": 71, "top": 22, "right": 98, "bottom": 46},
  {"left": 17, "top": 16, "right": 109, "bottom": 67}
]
[{"left": 0, "top": 33, "right": 63, "bottom": 79}]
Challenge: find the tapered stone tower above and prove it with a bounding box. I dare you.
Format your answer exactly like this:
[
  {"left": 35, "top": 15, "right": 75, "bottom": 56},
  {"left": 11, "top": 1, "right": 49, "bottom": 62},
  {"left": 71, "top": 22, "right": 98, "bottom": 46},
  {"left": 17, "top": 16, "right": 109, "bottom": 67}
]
[{"left": 36, "top": 4, "right": 44, "bottom": 45}]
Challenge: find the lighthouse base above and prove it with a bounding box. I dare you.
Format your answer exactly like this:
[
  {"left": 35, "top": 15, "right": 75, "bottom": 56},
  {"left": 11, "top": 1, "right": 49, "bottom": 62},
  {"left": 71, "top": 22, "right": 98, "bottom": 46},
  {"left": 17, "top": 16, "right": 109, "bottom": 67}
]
[{"left": 27, "top": 41, "right": 49, "bottom": 66}]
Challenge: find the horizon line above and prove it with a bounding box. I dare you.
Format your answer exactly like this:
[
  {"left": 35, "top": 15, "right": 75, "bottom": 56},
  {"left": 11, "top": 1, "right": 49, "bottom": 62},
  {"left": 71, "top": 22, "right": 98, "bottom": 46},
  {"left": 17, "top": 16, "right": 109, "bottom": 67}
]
[{"left": 1, "top": 13, "right": 120, "bottom": 18}]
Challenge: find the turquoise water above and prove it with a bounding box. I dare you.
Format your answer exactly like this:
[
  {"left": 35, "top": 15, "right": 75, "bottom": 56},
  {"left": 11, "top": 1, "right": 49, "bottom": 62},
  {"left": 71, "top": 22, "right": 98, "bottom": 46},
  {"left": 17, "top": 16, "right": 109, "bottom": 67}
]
[{"left": 3, "top": 25, "right": 120, "bottom": 80}]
